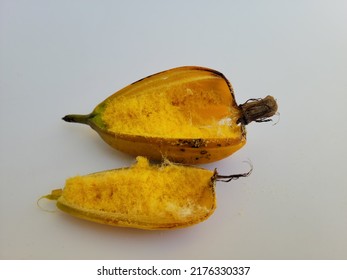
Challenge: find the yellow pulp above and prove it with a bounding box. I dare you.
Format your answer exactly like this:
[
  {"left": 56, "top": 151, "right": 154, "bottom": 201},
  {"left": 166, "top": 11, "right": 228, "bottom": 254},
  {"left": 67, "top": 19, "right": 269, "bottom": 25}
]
[
  {"left": 60, "top": 157, "right": 215, "bottom": 224},
  {"left": 101, "top": 80, "right": 241, "bottom": 138}
]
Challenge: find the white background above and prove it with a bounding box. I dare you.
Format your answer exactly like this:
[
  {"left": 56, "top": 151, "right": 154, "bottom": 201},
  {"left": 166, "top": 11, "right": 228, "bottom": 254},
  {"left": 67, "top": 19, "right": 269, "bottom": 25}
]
[{"left": 1, "top": 0, "right": 346, "bottom": 260}]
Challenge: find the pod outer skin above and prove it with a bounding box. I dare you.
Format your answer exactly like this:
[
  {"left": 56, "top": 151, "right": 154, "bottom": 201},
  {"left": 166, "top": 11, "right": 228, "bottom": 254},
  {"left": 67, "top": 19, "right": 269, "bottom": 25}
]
[
  {"left": 93, "top": 126, "right": 246, "bottom": 164},
  {"left": 82, "top": 66, "right": 247, "bottom": 164}
]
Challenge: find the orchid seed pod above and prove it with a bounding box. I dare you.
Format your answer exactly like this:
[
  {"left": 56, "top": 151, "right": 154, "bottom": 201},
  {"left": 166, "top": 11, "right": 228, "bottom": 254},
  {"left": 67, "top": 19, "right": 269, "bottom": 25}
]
[
  {"left": 63, "top": 66, "right": 277, "bottom": 163},
  {"left": 40, "top": 157, "right": 251, "bottom": 230}
]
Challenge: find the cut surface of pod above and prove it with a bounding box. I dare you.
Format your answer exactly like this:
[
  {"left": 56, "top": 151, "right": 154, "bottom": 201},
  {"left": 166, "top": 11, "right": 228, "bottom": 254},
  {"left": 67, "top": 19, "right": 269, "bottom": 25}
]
[
  {"left": 40, "top": 157, "right": 250, "bottom": 230},
  {"left": 63, "top": 66, "right": 278, "bottom": 163}
]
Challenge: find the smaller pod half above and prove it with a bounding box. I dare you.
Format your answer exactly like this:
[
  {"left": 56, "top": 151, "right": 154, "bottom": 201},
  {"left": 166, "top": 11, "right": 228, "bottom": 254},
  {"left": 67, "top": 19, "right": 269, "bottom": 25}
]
[{"left": 41, "top": 157, "right": 251, "bottom": 230}]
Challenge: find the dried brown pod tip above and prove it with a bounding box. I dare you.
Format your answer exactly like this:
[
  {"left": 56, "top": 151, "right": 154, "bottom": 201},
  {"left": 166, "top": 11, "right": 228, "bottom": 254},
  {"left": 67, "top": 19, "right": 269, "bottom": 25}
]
[{"left": 237, "top": 95, "right": 278, "bottom": 125}]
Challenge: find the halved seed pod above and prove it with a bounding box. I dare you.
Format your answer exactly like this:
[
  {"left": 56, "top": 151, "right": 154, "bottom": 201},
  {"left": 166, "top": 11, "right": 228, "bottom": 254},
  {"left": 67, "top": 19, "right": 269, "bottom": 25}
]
[
  {"left": 63, "top": 66, "right": 277, "bottom": 164},
  {"left": 41, "top": 157, "right": 251, "bottom": 230}
]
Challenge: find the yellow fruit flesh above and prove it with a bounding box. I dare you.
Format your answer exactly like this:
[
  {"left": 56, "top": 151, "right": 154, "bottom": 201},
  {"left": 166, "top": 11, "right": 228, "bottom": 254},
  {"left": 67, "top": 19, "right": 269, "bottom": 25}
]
[
  {"left": 52, "top": 157, "right": 216, "bottom": 229},
  {"left": 98, "top": 67, "right": 245, "bottom": 163},
  {"left": 102, "top": 71, "right": 242, "bottom": 139}
]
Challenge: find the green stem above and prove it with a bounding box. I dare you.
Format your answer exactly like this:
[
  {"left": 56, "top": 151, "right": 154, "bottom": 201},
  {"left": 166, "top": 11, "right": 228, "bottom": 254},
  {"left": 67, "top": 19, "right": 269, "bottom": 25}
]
[{"left": 62, "top": 114, "right": 92, "bottom": 125}]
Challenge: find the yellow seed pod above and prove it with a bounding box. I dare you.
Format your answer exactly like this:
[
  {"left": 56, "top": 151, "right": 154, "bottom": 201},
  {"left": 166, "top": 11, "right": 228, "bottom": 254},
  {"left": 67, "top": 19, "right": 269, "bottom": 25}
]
[
  {"left": 63, "top": 66, "right": 277, "bottom": 163},
  {"left": 41, "top": 157, "right": 251, "bottom": 230}
]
